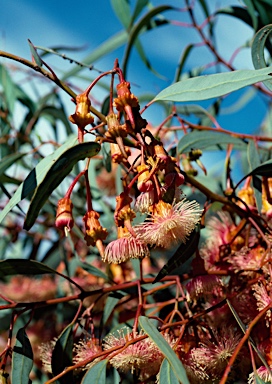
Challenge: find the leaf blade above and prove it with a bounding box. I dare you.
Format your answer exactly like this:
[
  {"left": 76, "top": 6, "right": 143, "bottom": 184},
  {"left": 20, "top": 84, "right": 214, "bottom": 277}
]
[
  {"left": 139, "top": 316, "right": 189, "bottom": 384},
  {"left": 154, "top": 67, "right": 272, "bottom": 102}
]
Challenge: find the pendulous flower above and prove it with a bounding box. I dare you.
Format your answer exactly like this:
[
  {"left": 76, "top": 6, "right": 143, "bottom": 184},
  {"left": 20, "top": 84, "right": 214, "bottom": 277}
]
[
  {"left": 135, "top": 199, "right": 202, "bottom": 249},
  {"left": 55, "top": 197, "right": 74, "bottom": 231},
  {"left": 102, "top": 227, "right": 149, "bottom": 264}
]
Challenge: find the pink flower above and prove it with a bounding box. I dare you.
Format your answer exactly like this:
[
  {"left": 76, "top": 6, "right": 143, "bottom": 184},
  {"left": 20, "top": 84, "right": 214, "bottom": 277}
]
[
  {"left": 199, "top": 212, "right": 238, "bottom": 271},
  {"left": 102, "top": 227, "right": 149, "bottom": 264},
  {"left": 252, "top": 282, "right": 272, "bottom": 326},
  {"left": 73, "top": 338, "right": 102, "bottom": 370},
  {"left": 248, "top": 365, "right": 272, "bottom": 384},
  {"left": 135, "top": 199, "right": 202, "bottom": 249},
  {"left": 228, "top": 245, "right": 269, "bottom": 276},
  {"left": 184, "top": 329, "right": 244, "bottom": 382},
  {"left": 134, "top": 190, "right": 155, "bottom": 213},
  {"left": 186, "top": 275, "right": 224, "bottom": 302},
  {"left": 103, "top": 327, "right": 168, "bottom": 377},
  {"left": 38, "top": 339, "right": 57, "bottom": 374}
]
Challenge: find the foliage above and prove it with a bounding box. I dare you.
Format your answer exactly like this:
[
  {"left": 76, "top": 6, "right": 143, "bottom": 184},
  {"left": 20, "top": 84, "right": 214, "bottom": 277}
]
[{"left": 0, "top": 1, "right": 272, "bottom": 383}]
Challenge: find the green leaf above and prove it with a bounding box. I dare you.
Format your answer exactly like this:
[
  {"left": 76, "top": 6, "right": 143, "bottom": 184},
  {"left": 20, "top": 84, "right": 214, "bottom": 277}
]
[
  {"left": 174, "top": 44, "right": 195, "bottom": 83},
  {"left": 11, "top": 328, "right": 33, "bottom": 384},
  {"left": 0, "top": 135, "right": 78, "bottom": 224},
  {"left": 81, "top": 360, "right": 108, "bottom": 384},
  {"left": 153, "top": 226, "right": 200, "bottom": 283},
  {"left": 153, "top": 67, "right": 272, "bottom": 102},
  {"left": 158, "top": 359, "right": 180, "bottom": 384},
  {"left": 122, "top": 5, "right": 174, "bottom": 77},
  {"left": 243, "top": 0, "right": 258, "bottom": 30},
  {"left": 61, "top": 30, "right": 128, "bottom": 80},
  {"left": 0, "top": 63, "right": 17, "bottom": 114},
  {"left": 111, "top": 0, "right": 131, "bottom": 30},
  {"left": 52, "top": 324, "right": 74, "bottom": 384},
  {"left": 0, "top": 259, "right": 62, "bottom": 281},
  {"left": 28, "top": 39, "right": 43, "bottom": 67},
  {"left": 226, "top": 299, "right": 271, "bottom": 374},
  {"left": 131, "top": 0, "right": 149, "bottom": 25},
  {"left": 178, "top": 130, "right": 246, "bottom": 154},
  {"left": 24, "top": 140, "right": 100, "bottom": 230},
  {"left": 247, "top": 141, "right": 262, "bottom": 212},
  {"left": 79, "top": 260, "right": 110, "bottom": 281},
  {"left": 103, "top": 293, "right": 122, "bottom": 325},
  {"left": 139, "top": 316, "right": 190, "bottom": 384},
  {"left": 0, "top": 152, "right": 26, "bottom": 177},
  {"left": 251, "top": 24, "right": 272, "bottom": 91}
]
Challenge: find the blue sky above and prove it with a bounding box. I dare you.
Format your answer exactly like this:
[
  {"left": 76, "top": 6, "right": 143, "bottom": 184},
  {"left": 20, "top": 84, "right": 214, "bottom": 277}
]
[{"left": 0, "top": 1, "right": 268, "bottom": 133}]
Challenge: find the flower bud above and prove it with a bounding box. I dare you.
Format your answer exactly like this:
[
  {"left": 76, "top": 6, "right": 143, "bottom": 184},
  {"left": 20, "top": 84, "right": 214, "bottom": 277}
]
[
  {"left": 55, "top": 198, "right": 74, "bottom": 231},
  {"left": 83, "top": 210, "right": 108, "bottom": 246}
]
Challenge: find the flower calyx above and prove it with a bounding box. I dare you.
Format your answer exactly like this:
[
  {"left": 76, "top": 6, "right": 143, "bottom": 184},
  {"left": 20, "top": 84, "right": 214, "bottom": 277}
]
[
  {"left": 83, "top": 210, "right": 108, "bottom": 247},
  {"left": 69, "top": 92, "right": 94, "bottom": 132}
]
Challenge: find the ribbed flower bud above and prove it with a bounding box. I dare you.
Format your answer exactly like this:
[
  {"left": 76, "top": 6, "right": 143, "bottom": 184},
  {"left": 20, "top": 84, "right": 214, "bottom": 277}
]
[
  {"left": 83, "top": 210, "right": 108, "bottom": 246},
  {"left": 55, "top": 197, "right": 74, "bottom": 231}
]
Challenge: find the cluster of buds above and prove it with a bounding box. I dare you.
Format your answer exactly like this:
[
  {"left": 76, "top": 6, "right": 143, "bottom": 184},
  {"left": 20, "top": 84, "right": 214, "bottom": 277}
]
[{"left": 54, "top": 62, "right": 202, "bottom": 266}]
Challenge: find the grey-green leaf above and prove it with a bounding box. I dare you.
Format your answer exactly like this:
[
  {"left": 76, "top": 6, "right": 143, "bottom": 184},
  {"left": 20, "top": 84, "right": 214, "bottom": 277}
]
[
  {"left": 11, "top": 328, "right": 33, "bottom": 384},
  {"left": 0, "top": 134, "right": 78, "bottom": 224},
  {"left": 23, "top": 140, "right": 100, "bottom": 230},
  {"left": 139, "top": 316, "right": 189, "bottom": 384},
  {"left": 52, "top": 323, "right": 74, "bottom": 383},
  {"left": 158, "top": 359, "right": 180, "bottom": 384},
  {"left": 153, "top": 67, "right": 272, "bottom": 102},
  {"left": 178, "top": 130, "right": 246, "bottom": 154},
  {"left": 247, "top": 141, "right": 262, "bottom": 212},
  {"left": 81, "top": 360, "right": 108, "bottom": 384},
  {"left": 251, "top": 24, "right": 272, "bottom": 91}
]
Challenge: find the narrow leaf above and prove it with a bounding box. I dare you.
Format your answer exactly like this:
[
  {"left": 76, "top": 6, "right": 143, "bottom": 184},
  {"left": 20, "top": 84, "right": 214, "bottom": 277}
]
[
  {"left": 247, "top": 141, "right": 262, "bottom": 212},
  {"left": 11, "top": 328, "right": 33, "bottom": 384},
  {"left": 0, "top": 134, "right": 78, "bottom": 224},
  {"left": 122, "top": 5, "right": 174, "bottom": 76},
  {"left": 52, "top": 324, "right": 74, "bottom": 384},
  {"left": 28, "top": 39, "right": 43, "bottom": 67},
  {"left": 79, "top": 260, "right": 109, "bottom": 281},
  {"left": 153, "top": 226, "right": 200, "bottom": 283},
  {"left": 158, "top": 359, "right": 180, "bottom": 384},
  {"left": 0, "top": 152, "right": 26, "bottom": 177},
  {"left": 62, "top": 30, "right": 128, "bottom": 80},
  {"left": 226, "top": 299, "right": 271, "bottom": 374},
  {"left": 251, "top": 24, "right": 272, "bottom": 91},
  {"left": 103, "top": 294, "right": 121, "bottom": 325},
  {"left": 139, "top": 316, "right": 190, "bottom": 384},
  {"left": 24, "top": 141, "right": 100, "bottom": 230},
  {"left": 81, "top": 360, "right": 108, "bottom": 384},
  {"left": 153, "top": 67, "right": 272, "bottom": 102},
  {"left": 178, "top": 130, "right": 246, "bottom": 154}
]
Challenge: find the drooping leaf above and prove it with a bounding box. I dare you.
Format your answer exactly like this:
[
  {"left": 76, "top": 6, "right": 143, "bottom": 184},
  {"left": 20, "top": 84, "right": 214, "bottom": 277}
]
[
  {"left": 153, "top": 226, "right": 200, "bottom": 283},
  {"left": 158, "top": 359, "right": 180, "bottom": 384},
  {"left": 153, "top": 67, "right": 272, "bottom": 102},
  {"left": 177, "top": 130, "right": 246, "bottom": 154},
  {"left": 122, "top": 5, "right": 174, "bottom": 76},
  {"left": 0, "top": 63, "right": 17, "bottom": 114},
  {"left": 51, "top": 324, "right": 74, "bottom": 384},
  {"left": 139, "top": 316, "right": 189, "bottom": 384},
  {"left": 79, "top": 260, "right": 110, "bottom": 281},
  {"left": 226, "top": 299, "right": 271, "bottom": 374},
  {"left": 103, "top": 293, "right": 123, "bottom": 325},
  {"left": 23, "top": 141, "right": 100, "bottom": 230},
  {"left": 0, "top": 152, "right": 26, "bottom": 177},
  {"left": 81, "top": 360, "right": 108, "bottom": 384},
  {"left": 0, "top": 259, "right": 58, "bottom": 279},
  {"left": 11, "top": 328, "right": 33, "bottom": 384},
  {"left": 174, "top": 44, "right": 195, "bottom": 83},
  {"left": 61, "top": 30, "right": 128, "bottom": 80},
  {"left": 251, "top": 24, "right": 272, "bottom": 91},
  {"left": 247, "top": 141, "right": 262, "bottom": 212},
  {"left": 131, "top": 0, "right": 149, "bottom": 25},
  {"left": 111, "top": 0, "right": 131, "bottom": 30},
  {"left": 0, "top": 134, "right": 78, "bottom": 224}
]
